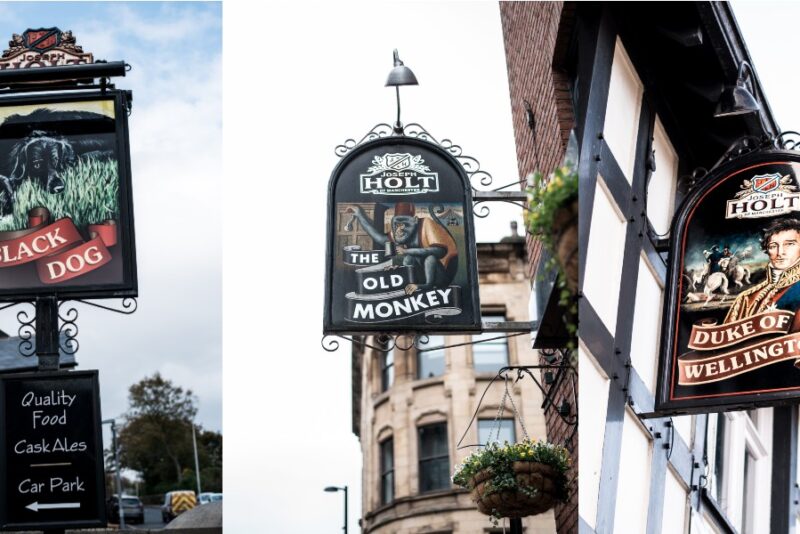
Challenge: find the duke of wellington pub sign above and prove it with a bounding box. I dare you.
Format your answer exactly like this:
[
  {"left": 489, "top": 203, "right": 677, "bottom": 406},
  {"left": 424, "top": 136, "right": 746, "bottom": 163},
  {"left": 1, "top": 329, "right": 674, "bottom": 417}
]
[
  {"left": 0, "top": 28, "right": 137, "bottom": 530},
  {"left": 324, "top": 136, "right": 481, "bottom": 334},
  {"left": 656, "top": 150, "right": 800, "bottom": 415}
]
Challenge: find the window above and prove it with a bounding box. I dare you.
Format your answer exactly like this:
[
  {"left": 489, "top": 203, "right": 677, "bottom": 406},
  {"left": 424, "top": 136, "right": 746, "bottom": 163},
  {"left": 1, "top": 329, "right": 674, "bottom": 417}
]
[
  {"left": 478, "top": 419, "right": 515, "bottom": 446},
  {"left": 380, "top": 438, "right": 394, "bottom": 505},
  {"left": 712, "top": 413, "right": 726, "bottom": 506},
  {"left": 417, "top": 335, "right": 445, "bottom": 379},
  {"left": 418, "top": 423, "right": 449, "bottom": 493},
  {"left": 473, "top": 314, "right": 509, "bottom": 373},
  {"left": 742, "top": 448, "right": 756, "bottom": 534},
  {"left": 380, "top": 349, "right": 394, "bottom": 392}
]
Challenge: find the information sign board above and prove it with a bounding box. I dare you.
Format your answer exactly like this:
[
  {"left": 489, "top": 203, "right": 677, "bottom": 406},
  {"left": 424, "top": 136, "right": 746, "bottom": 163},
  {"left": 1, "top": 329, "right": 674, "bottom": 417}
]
[{"left": 0, "top": 370, "right": 105, "bottom": 530}]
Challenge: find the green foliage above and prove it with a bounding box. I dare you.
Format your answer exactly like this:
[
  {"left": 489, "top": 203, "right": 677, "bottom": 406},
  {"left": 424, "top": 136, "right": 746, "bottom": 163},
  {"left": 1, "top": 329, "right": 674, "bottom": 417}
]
[
  {"left": 452, "top": 439, "right": 571, "bottom": 501},
  {"left": 526, "top": 165, "right": 579, "bottom": 350},
  {"left": 526, "top": 165, "right": 578, "bottom": 254},
  {"left": 0, "top": 157, "right": 119, "bottom": 232},
  {"left": 116, "top": 373, "right": 222, "bottom": 495}
]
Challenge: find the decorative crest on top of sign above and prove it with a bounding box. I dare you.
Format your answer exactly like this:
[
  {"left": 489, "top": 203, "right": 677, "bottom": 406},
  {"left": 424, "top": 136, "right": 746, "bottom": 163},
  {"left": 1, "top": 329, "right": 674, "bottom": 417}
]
[
  {"left": 335, "top": 122, "right": 493, "bottom": 192},
  {"left": 1, "top": 28, "right": 93, "bottom": 69}
]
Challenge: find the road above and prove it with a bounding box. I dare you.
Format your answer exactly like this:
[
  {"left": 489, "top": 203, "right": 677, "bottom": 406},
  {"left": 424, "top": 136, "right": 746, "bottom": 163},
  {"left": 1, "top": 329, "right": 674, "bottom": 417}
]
[{"left": 120, "top": 505, "right": 166, "bottom": 530}]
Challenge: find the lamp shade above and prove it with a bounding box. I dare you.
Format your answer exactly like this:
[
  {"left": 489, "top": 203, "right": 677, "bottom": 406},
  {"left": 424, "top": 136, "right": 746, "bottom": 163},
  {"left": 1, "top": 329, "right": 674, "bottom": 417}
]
[
  {"left": 714, "top": 82, "right": 760, "bottom": 117},
  {"left": 385, "top": 49, "right": 418, "bottom": 87}
]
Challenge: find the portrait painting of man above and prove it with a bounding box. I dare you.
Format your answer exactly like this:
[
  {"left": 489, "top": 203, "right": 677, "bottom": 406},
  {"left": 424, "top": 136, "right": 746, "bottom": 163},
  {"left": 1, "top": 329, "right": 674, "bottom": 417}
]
[{"left": 725, "top": 218, "right": 800, "bottom": 326}]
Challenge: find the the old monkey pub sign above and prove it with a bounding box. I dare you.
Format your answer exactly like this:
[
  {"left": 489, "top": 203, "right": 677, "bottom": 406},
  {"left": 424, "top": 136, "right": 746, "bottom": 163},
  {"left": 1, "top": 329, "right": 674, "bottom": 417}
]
[
  {"left": 656, "top": 151, "right": 800, "bottom": 414},
  {"left": 324, "top": 137, "right": 480, "bottom": 334}
]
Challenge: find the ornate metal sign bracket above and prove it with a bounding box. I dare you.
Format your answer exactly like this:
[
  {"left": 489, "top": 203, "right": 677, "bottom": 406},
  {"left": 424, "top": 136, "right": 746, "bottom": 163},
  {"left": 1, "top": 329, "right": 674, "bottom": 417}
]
[
  {"left": 3, "top": 297, "right": 137, "bottom": 363},
  {"left": 321, "top": 320, "right": 536, "bottom": 354}
]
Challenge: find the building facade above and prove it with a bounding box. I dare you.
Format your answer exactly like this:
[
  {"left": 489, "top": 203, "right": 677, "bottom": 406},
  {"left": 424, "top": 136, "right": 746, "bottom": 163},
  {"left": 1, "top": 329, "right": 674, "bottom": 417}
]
[
  {"left": 352, "top": 238, "right": 558, "bottom": 533},
  {"left": 501, "top": 2, "right": 800, "bottom": 534},
  {"left": 515, "top": 2, "right": 794, "bottom": 534}
]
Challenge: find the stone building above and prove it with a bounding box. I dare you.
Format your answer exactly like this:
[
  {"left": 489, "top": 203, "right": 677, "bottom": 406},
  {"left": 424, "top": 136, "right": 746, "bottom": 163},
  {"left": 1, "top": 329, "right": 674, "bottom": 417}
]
[{"left": 352, "top": 236, "right": 557, "bottom": 533}]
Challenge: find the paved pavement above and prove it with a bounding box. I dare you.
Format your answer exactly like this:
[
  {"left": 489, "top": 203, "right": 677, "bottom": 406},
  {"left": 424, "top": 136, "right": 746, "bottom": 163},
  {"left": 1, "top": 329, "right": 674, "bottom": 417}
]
[{"left": 126, "top": 505, "right": 166, "bottom": 530}]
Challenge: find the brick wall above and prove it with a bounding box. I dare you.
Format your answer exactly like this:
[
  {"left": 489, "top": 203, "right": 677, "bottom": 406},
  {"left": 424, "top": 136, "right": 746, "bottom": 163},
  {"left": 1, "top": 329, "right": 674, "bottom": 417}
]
[{"left": 500, "top": 3, "right": 578, "bottom": 533}]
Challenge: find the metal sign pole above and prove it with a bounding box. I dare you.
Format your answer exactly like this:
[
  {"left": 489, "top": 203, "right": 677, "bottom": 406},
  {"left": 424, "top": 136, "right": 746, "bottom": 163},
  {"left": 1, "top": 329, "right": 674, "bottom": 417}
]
[
  {"left": 35, "top": 296, "right": 59, "bottom": 372},
  {"left": 35, "top": 297, "right": 65, "bottom": 534},
  {"left": 509, "top": 517, "right": 523, "bottom": 533},
  {"left": 111, "top": 421, "right": 125, "bottom": 529}
]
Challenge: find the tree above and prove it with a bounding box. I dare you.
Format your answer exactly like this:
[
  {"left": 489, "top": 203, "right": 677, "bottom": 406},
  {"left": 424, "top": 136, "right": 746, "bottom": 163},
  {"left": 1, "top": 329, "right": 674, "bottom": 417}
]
[{"left": 117, "top": 373, "right": 220, "bottom": 495}]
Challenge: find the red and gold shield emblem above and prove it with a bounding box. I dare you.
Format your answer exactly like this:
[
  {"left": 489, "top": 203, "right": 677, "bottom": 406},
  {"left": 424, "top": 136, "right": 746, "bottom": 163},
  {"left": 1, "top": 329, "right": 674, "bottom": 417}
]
[
  {"left": 22, "top": 28, "right": 61, "bottom": 52},
  {"left": 752, "top": 173, "right": 780, "bottom": 193}
]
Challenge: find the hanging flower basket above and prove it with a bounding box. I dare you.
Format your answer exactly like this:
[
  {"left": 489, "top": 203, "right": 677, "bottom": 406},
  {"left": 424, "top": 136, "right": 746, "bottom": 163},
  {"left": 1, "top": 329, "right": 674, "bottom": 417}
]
[
  {"left": 551, "top": 198, "right": 579, "bottom": 293},
  {"left": 527, "top": 165, "right": 579, "bottom": 292},
  {"left": 470, "top": 461, "right": 561, "bottom": 517},
  {"left": 453, "top": 440, "right": 570, "bottom": 522}
]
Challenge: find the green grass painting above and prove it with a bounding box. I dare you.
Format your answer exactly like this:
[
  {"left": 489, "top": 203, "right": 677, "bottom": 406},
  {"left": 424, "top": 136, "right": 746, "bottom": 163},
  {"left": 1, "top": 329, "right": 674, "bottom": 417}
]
[{"left": 0, "top": 157, "right": 119, "bottom": 232}]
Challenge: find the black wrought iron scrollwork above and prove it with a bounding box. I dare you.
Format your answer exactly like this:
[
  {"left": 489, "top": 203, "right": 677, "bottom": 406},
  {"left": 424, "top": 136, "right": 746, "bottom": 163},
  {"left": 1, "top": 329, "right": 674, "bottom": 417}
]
[
  {"left": 695, "top": 130, "right": 800, "bottom": 185},
  {"left": 394, "top": 335, "right": 416, "bottom": 351},
  {"left": 321, "top": 335, "right": 341, "bottom": 352},
  {"left": 335, "top": 123, "right": 395, "bottom": 157},
  {"left": 321, "top": 334, "right": 398, "bottom": 353},
  {"left": 58, "top": 302, "right": 79, "bottom": 355},
  {"left": 776, "top": 131, "right": 800, "bottom": 150},
  {"left": 17, "top": 306, "right": 35, "bottom": 357},
  {"left": 74, "top": 297, "right": 138, "bottom": 315}
]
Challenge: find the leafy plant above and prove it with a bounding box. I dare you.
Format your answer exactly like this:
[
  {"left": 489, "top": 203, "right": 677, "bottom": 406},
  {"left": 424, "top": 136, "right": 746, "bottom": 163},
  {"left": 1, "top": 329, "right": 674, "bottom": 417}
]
[
  {"left": 452, "top": 438, "right": 571, "bottom": 523},
  {"left": 527, "top": 164, "right": 579, "bottom": 347},
  {"left": 0, "top": 157, "right": 119, "bottom": 232},
  {"left": 527, "top": 165, "right": 578, "bottom": 255}
]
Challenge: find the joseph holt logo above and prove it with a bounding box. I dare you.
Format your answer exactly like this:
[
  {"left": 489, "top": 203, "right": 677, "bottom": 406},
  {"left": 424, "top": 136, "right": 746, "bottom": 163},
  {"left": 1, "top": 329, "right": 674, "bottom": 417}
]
[
  {"left": 360, "top": 153, "right": 439, "bottom": 195},
  {"left": 726, "top": 172, "right": 800, "bottom": 219}
]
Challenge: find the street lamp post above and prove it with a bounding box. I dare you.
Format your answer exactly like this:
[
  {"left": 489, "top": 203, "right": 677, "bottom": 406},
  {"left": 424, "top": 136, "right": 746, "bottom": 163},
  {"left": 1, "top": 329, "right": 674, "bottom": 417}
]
[
  {"left": 192, "top": 422, "right": 202, "bottom": 496},
  {"left": 324, "top": 485, "right": 348, "bottom": 534},
  {"left": 102, "top": 418, "right": 125, "bottom": 530}
]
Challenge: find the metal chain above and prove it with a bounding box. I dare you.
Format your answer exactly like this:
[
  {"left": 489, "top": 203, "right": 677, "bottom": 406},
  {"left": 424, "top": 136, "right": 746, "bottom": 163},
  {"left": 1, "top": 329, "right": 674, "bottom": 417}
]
[
  {"left": 505, "top": 373, "right": 531, "bottom": 441},
  {"left": 492, "top": 384, "right": 509, "bottom": 444}
]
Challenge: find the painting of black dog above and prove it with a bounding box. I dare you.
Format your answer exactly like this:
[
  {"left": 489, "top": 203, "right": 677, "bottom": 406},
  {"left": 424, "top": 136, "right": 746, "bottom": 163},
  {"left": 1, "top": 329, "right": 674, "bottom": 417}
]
[{"left": 0, "top": 108, "right": 116, "bottom": 216}]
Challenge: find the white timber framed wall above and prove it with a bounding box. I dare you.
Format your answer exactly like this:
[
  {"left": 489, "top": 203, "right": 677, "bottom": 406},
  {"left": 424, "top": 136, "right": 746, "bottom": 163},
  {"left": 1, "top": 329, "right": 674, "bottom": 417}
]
[{"left": 573, "top": 6, "right": 796, "bottom": 534}]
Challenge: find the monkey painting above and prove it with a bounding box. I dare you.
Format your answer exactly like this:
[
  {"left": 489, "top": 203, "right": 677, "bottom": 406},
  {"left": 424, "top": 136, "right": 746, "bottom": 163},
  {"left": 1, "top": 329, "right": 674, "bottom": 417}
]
[{"left": 347, "top": 202, "right": 459, "bottom": 295}]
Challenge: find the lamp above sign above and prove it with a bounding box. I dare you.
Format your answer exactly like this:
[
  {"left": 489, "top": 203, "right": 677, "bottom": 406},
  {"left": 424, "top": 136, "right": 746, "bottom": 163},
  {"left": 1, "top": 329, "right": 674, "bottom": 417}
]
[
  {"left": 1, "top": 29, "right": 93, "bottom": 70},
  {"left": 655, "top": 150, "right": 800, "bottom": 415}
]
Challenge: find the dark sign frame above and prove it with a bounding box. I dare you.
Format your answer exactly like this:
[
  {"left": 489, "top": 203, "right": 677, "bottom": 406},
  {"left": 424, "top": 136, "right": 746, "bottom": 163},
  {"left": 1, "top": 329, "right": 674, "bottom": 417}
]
[
  {"left": 0, "top": 89, "right": 137, "bottom": 302},
  {"left": 323, "top": 135, "right": 481, "bottom": 335},
  {"left": 655, "top": 149, "right": 800, "bottom": 416},
  {"left": 0, "top": 370, "right": 106, "bottom": 531}
]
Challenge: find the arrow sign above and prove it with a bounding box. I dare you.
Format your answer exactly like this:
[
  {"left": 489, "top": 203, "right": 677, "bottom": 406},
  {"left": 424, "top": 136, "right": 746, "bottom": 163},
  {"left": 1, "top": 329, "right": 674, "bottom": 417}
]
[{"left": 25, "top": 502, "right": 80, "bottom": 512}]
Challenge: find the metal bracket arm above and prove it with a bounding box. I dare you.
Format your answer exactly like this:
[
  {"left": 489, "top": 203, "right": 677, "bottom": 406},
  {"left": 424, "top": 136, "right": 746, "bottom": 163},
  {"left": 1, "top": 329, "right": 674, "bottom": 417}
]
[{"left": 473, "top": 191, "right": 527, "bottom": 203}]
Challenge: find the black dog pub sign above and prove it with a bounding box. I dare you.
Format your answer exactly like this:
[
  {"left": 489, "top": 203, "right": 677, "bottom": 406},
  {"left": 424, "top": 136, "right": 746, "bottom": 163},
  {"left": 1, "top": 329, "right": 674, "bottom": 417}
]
[
  {"left": 324, "top": 136, "right": 480, "bottom": 334},
  {"left": 0, "top": 371, "right": 106, "bottom": 530},
  {"left": 656, "top": 151, "right": 800, "bottom": 414},
  {"left": 0, "top": 91, "right": 136, "bottom": 300}
]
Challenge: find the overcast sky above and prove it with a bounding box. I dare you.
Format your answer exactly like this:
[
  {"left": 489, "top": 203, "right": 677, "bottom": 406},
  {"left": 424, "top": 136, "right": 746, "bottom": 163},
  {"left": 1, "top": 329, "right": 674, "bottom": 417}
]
[{"left": 0, "top": 3, "right": 222, "bottom": 437}]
